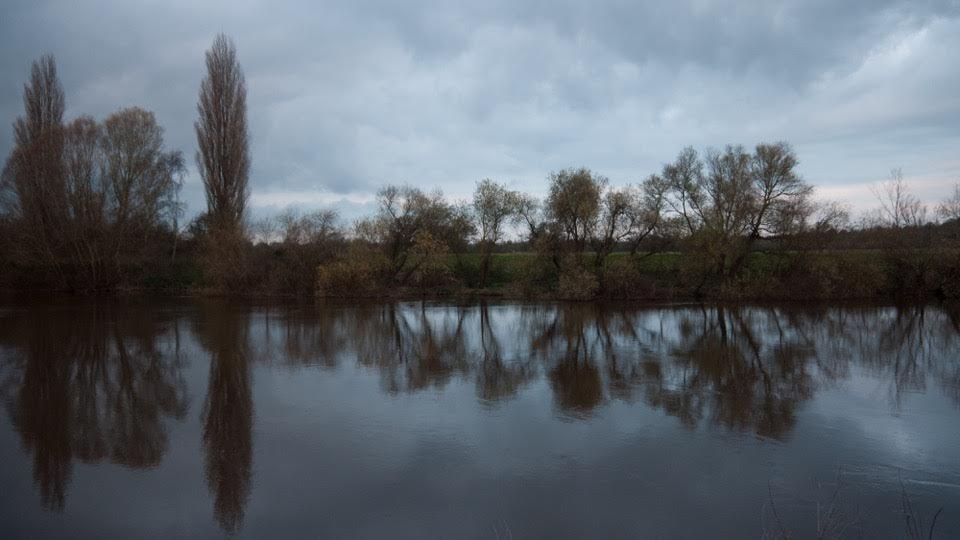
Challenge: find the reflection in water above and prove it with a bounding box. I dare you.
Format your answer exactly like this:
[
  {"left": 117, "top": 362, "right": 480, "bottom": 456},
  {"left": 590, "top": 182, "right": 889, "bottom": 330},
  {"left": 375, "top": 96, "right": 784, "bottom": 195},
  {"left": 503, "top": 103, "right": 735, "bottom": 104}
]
[
  {"left": 253, "top": 301, "right": 959, "bottom": 431},
  {"left": 639, "top": 304, "right": 816, "bottom": 439},
  {"left": 0, "top": 302, "right": 187, "bottom": 510},
  {"left": 193, "top": 301, "right": 253, "bottom": 534},
  {"left": 476, "top": 301, "right": 534, "bottom": 404},
  {"left": 0, "top": 300, "right": 958, "bottom": 535}
]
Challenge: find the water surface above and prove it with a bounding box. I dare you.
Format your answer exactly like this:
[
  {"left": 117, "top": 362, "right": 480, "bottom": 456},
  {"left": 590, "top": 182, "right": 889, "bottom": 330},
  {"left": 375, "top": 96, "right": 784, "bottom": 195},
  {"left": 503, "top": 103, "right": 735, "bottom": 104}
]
[{"left": 1, "top": 299, "right": 958, "bottom": 538}]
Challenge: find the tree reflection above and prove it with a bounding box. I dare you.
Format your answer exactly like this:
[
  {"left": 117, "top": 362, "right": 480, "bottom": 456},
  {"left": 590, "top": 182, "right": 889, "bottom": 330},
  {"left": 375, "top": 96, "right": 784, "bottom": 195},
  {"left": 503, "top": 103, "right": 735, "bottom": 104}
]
[
  {"left": 3, "top": 299, "right": 956, "bottom": 531},
  {"left": 258, "top": 302, "right": 538, "bottom": 404},
  {"left": 0, "top": 302, "right": 187, "bottom": 510},
  {"left": 851, "top": 304, "right": 960, "bottom": 409},
  {"left": 653, "top": 306, "right": 816, "bottom": 439},
  {"left": 191, "top": 301, "right": 253, "bottom": 534},
  {"left": 513, "top": 302, "right": 960, "bottom": 438},
  {"left": 254, "top": 301, "right": 958, "bottom": 432},
  {"left": 475, "top": 301, "right": 534, "bottom": 404}
]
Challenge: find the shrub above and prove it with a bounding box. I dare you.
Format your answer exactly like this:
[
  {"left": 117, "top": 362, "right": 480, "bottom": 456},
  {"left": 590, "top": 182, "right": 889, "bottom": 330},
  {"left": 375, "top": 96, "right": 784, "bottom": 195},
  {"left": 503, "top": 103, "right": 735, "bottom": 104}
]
[
  {"left": 405, "top": 231, "right": 455, "bottom": 290},
  {"left": 557, "top": 265, "right": 599, "bottom": 300},
  {"left": 198, "top": 227, "right": 251, "bottom": 293},
  {"left": 782, "top": 253, "right": 887, "bottom": 300},
  {"left": 834, "top": 255, "right": 888, "bottom": 299},
  {"left": 600, "top": 258, "right": 662, "bottom": 299},
  {"left": 449, "top": 254, "right": 481, "bottom": 288},
  {"left": 508, "top": 252, "right": 559, "bottom": 297},
  {"left": 884, "top": 249, "right": 949, "bottom": 298},
  {"left": 315, "top": 245, "right": 392, "bottom": 297},
  {"left": 937, "top": 251, "right": 960, "bottom": 298}
]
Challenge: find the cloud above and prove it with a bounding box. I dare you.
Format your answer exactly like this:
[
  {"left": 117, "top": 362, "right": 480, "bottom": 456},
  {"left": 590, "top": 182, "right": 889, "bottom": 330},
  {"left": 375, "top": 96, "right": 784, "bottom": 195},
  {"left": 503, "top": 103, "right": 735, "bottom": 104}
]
[{"left": 2, "top": 0, "right": 959, "bottom": 222}]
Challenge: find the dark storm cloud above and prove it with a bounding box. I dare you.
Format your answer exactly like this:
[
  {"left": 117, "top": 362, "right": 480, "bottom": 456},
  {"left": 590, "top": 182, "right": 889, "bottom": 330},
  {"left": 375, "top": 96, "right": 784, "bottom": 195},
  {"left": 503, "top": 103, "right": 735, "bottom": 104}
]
[{"left": 2, "top": 0, "right": 959, "bottom": 220}]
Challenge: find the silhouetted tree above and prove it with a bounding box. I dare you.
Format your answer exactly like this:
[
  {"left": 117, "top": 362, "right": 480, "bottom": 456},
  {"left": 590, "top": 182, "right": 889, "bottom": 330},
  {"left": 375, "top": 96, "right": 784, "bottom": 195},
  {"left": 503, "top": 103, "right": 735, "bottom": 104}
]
[
  {"left": 195, "top": 34, "right": 249, "bottom": 234},
  {"left": 98, "top": 107, "right": 185, "bottom": 285},
  {"left": 872, "top": 168, "right": 927, "bottom": 228},
  {"left": 1, "top": 55, "right": 67, "bottom": 284},
  {"left": 193, "top": 34, "right": 251, "bottom": 291},
  {"left": 1, "top": 55, "right": 184, "bottom": 289},
  {"left": 937, "top": 183, "right": 960, "bottom": 224}
]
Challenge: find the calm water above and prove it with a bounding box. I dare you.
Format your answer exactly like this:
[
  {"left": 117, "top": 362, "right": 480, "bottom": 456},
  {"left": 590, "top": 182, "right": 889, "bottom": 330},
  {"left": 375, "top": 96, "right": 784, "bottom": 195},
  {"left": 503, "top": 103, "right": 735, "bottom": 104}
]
[{"left": 0, "top": 299, "right": 958, "bottom": 539}]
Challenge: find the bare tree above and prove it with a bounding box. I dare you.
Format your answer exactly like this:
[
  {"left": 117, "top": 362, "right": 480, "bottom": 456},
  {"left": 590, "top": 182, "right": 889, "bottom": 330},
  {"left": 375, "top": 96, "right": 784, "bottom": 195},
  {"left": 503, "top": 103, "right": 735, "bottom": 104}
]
[
  {"left": 704, "top": 145, "right": 755, "bottom": 242},
  {"left": 62, "top": 116, "right": 107, "bottom": 285},
  {"left": 15, "top": 55, "right": 65, "bottom": 145},
  {"left": 1, "top": 55, "right": 185, "bottom": 289},
  {"left": 195, "top": 34, "right": 249, "bottom": 234},
  {"left": 2, "top": 55, "right": 67, "bottom": 281},
  {"left": 660, "top": 143, "right": 811, "bottom": 277},
  {"left": 626, "top": 174, "right": 669, "bottom": 255},
  {"left": 662, "top": 145, "right": 753, "bottom": 275},
  {"left": 872, "top": 168, "right": 927, "bottom": 228},
  {"left": 250, "top": 209, "right": 343, "bottom": 294},
  {"left": 937, "top": 183, "right": 960, "bottom": 223},
  {"left": 357, "top": 185, "right": 435, "bottom": 275},
  {"left": 57, "top": 109, "right": 184, "bottom": 288},
  {"left": 472, "top": 179, "right": 519, "bottom": 287},
  {"left": 101, "top": 108, "right": 184, "bottom": 265},
  {"left": 512, "top": 192, "right": 543, "bottom": 241},
  {"left": 591, "top": 186, "right": 635, "bottom": 267},
  {"left": 276, "top": 209, "right": 340, "bottom": 245},
  {"left": 590, "top": 178, "right": 669, "bottom": 266},
  {"left": 748, "top": 142, "right": 813, "bottom": 239},
  {"left": 811, "top": 200, "right": 851, "bottom": 234},
  {"left": 356, "top": 185, "right": 469, "bottom": 284},
  {"left": 662, "top": 146, "right": 707, "bottom": 236}
]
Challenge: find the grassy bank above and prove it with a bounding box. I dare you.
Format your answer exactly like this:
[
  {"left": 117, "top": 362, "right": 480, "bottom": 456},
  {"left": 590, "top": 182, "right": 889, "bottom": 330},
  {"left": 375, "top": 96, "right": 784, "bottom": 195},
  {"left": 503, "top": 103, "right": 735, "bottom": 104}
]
[
  {"left": 5, "top": 247, "right": 958, "bottom": 302},
  {"left": 316, "top": 248, "right": 960, "bottom": 301}
]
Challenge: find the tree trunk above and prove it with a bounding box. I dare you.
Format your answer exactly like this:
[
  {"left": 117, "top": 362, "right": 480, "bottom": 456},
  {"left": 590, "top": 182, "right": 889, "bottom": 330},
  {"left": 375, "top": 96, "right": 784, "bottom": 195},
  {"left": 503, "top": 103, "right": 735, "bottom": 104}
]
[{"left": 478, "top": 241, "right": 491, "bottom": 288}]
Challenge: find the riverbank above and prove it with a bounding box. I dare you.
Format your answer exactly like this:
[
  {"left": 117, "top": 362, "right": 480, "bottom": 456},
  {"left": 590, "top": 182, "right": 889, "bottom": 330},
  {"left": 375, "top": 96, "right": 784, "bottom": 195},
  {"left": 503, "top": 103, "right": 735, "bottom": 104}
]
[
  {"left": 4, "top": 249, "right": 959, "bottom": 301},
  {"left": 316, "top": 249, "right": 960, "bottom": 301}
]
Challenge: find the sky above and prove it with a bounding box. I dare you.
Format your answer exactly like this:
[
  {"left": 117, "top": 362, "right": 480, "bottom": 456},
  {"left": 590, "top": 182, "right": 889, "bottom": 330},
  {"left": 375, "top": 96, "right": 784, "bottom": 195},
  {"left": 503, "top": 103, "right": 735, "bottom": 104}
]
[{"left": 1, "top": 0, "right": 959, "bottom": 223}]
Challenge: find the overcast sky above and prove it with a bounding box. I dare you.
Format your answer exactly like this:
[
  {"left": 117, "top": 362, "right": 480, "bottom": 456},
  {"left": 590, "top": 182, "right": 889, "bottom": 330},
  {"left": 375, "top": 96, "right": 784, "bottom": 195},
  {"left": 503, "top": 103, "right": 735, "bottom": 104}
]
[{"left": 2, "top": 0, "right": 959, "bottom": 222}]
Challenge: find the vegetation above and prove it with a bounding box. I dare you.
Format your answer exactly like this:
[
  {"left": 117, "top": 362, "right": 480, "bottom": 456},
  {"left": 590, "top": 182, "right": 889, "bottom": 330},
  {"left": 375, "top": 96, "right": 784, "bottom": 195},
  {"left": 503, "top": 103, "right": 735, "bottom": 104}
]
[
  {"left": 1, "top": 38, "right": 959, "bottom": 300},
  {"left": 0, "top": 55, "right": 185, "bottom": 290},
  {"left": 194, "top": 34, "right": 252, "bottom": 292},
  {"left": 313, "top": 144, "right": 960, "bottom": 301}
]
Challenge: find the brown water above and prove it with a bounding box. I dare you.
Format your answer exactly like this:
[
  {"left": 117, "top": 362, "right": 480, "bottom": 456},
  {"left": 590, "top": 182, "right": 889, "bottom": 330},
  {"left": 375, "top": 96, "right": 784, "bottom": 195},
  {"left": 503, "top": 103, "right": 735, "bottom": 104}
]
[{"left": 0, "top": 298, "right": 958, "bottom": 539}]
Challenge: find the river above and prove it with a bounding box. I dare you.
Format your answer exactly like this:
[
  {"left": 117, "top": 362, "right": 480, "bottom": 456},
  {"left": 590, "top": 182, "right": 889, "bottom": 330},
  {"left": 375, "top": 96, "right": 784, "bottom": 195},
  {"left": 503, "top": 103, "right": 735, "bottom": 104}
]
[{"left": 0, "top": 298, "right": 958, "bottom": 538}]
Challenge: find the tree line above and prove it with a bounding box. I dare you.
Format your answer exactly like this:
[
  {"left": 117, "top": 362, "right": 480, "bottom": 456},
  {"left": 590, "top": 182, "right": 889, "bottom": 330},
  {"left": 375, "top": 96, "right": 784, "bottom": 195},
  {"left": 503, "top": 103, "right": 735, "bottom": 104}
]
[
  {"left": 0, "top": 35, "right": 251, "bottom": 291},
  {"left": 2, "top": 34, "right": 959, "bottom": 297},
  {"left": 0, "top": 56, "right": 185, "bottom": 289},
  {"left": 318, "top": 149, "right": 960, "bottom": 299}
]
